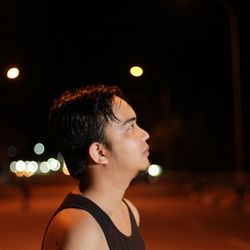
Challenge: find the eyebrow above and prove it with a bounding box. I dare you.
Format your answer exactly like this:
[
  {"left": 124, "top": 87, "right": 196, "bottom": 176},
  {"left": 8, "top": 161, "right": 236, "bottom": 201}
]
[{"left": 121, "top": 117, "right": 137, "bottom": 127}]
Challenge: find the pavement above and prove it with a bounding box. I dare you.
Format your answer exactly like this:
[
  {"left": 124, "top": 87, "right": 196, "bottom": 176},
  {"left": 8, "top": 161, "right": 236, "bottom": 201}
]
[{"left": 0, "top": 175, "right": 250, "bottom": 250}]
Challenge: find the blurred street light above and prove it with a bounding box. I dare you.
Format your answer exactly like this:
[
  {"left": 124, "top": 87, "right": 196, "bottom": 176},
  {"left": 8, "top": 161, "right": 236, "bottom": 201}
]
[
  {"left": 7, "top": 67, "right": 19, "bottom": 79},
  {"left": 130, "top": 66, "right": 143, "bottom": 77}
]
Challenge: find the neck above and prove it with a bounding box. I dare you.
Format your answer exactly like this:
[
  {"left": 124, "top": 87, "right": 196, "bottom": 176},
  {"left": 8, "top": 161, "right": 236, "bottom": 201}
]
[{"left": 75, "top": 165, "right": 135, "bottom": 214}]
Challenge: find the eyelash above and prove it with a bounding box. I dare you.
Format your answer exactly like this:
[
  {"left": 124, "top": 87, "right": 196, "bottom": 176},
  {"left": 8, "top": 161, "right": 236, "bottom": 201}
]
[{"left": 128, "top": 123, "right": 136, "bottom": 130}]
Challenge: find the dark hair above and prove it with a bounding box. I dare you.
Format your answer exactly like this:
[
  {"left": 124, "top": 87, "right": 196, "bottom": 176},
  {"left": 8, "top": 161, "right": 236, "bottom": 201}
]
[{"left": 49, "top": 84, "right": 124, "bottom": 180}]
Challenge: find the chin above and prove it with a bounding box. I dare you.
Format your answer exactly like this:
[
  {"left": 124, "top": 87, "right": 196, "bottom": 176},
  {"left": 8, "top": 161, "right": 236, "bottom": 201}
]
[
  {"left": 145, "top": 159, "right": 151, "bottom": 168},
  {"left": 140, "top": 160, "right": 151, "bottom": 171}
]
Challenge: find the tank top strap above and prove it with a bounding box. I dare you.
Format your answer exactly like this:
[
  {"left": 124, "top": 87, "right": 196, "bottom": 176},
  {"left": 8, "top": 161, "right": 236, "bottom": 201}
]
[
  {"left": 122, "top": 199, "right": 138, "bottom": 230},
  {"left": 41, "top": 193, "right": 111, "bottom": 249},
  {"left": 56, "top": 193, "right": 111, "bottom": 235}
]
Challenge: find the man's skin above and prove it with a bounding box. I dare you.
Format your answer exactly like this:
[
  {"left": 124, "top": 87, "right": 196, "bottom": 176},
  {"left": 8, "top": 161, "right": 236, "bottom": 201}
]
[{"left": 42, "top": 96, "right": 150, "bottom": 250}]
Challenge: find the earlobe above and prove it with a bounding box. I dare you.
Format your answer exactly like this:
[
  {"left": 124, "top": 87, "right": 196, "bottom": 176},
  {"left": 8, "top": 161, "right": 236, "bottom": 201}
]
[{"left": 89, "top": 143, "right": 108, "bottom": 165}]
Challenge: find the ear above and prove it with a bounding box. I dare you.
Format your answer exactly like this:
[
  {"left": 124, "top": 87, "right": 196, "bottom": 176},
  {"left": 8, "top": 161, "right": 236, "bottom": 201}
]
[{"left": 88, "top": 142, "right": 108, "bottom": 165}]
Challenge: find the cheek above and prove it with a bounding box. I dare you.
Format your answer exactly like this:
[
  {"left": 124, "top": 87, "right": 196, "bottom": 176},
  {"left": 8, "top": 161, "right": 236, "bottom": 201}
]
[
  {"left": 111, "top": 132, "right": 141, "bottom": 155},
  {"left": 123, "top": 139, "right": 140, "bottom": 153}
]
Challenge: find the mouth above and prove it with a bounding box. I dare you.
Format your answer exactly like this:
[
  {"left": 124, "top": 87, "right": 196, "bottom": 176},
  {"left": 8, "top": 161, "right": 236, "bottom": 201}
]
[{"left": 143, "top": 146, "right": 150, "bottom": 156}]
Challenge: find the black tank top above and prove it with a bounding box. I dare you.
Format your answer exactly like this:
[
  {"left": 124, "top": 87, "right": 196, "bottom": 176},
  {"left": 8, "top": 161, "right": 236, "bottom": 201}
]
[{"left": 42, "top": 193, "right": 145, "bottom": 250}]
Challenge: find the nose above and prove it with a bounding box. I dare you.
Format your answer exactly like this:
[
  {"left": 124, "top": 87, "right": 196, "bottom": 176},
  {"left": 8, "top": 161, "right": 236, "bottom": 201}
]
[{"left": 141, "top": 127, "right": 150, "bottom": 141}]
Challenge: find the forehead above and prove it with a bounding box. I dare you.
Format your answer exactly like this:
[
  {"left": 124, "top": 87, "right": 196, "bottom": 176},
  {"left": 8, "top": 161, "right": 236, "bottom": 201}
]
[{"left": 112, "top": 96, "right": 136, "bottom": 122}]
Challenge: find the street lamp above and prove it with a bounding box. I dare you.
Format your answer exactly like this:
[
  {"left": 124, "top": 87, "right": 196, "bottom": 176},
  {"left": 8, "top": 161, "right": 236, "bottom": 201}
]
[{"left": 219, "top": 0, "right": 244, "bottom": 172}]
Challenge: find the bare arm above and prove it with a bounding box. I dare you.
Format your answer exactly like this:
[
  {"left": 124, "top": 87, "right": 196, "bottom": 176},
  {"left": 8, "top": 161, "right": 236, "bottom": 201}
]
[
  {"left": 43, "top": 209, "right": 108, "bottom": 250},
  {"left": 63, "top": 219, "right": 106, "bottom": 250}
]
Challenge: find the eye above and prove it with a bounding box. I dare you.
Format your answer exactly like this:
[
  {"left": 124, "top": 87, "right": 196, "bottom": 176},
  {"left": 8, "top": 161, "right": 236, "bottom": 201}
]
[{"left": 128, "top": 123, "right": 136, "bottom": 130}]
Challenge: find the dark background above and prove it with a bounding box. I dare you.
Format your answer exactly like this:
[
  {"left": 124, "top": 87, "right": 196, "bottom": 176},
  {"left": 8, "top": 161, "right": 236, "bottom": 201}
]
[{"left": 0, "top": 0, "right": 249, "bottom": 172}]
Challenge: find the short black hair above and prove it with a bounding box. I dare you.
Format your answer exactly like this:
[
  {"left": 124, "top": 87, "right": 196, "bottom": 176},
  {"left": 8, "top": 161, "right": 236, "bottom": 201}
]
[{"left": 49, "top": 84, "right": 124, "bottom": 180}]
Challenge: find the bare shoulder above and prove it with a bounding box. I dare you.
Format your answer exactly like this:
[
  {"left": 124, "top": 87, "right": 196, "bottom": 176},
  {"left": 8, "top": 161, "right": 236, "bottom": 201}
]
[
  {"left": 43, "top": 208, "right": 108, "bottom": 250},
  {"left": 123, "top": 198, "right": 141, "bottom": 226}
]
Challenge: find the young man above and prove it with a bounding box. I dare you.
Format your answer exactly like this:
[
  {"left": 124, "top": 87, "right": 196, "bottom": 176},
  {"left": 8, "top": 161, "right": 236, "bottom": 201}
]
[{"left": 42, "top": 84, "right": 150, "bottom": 250}]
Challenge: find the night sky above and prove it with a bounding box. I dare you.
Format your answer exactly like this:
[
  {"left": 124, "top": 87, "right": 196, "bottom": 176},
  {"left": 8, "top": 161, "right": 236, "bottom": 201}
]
[{"left": 1, "top": 0, "right": 250, "bottom": 171}]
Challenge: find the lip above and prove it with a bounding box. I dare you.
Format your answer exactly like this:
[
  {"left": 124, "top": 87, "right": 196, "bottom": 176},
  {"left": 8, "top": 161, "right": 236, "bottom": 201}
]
[{"left": 143, "top": 146, "right": 150, "bottom": 156}]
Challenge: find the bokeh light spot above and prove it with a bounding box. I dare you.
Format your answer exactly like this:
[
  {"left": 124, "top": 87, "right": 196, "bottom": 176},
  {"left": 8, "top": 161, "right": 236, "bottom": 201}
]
[
  {"left": 34, "top": 143, "right": 45, "bottom": 155},
  {"left": 130, "top": 66, "right": 143, "bottom": 77},
  {"left": 148, "top": 164, "right": 162, "bottom": 177},
  {"left": 7, "top": 67, "right": 19, "bottom": 79}
]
